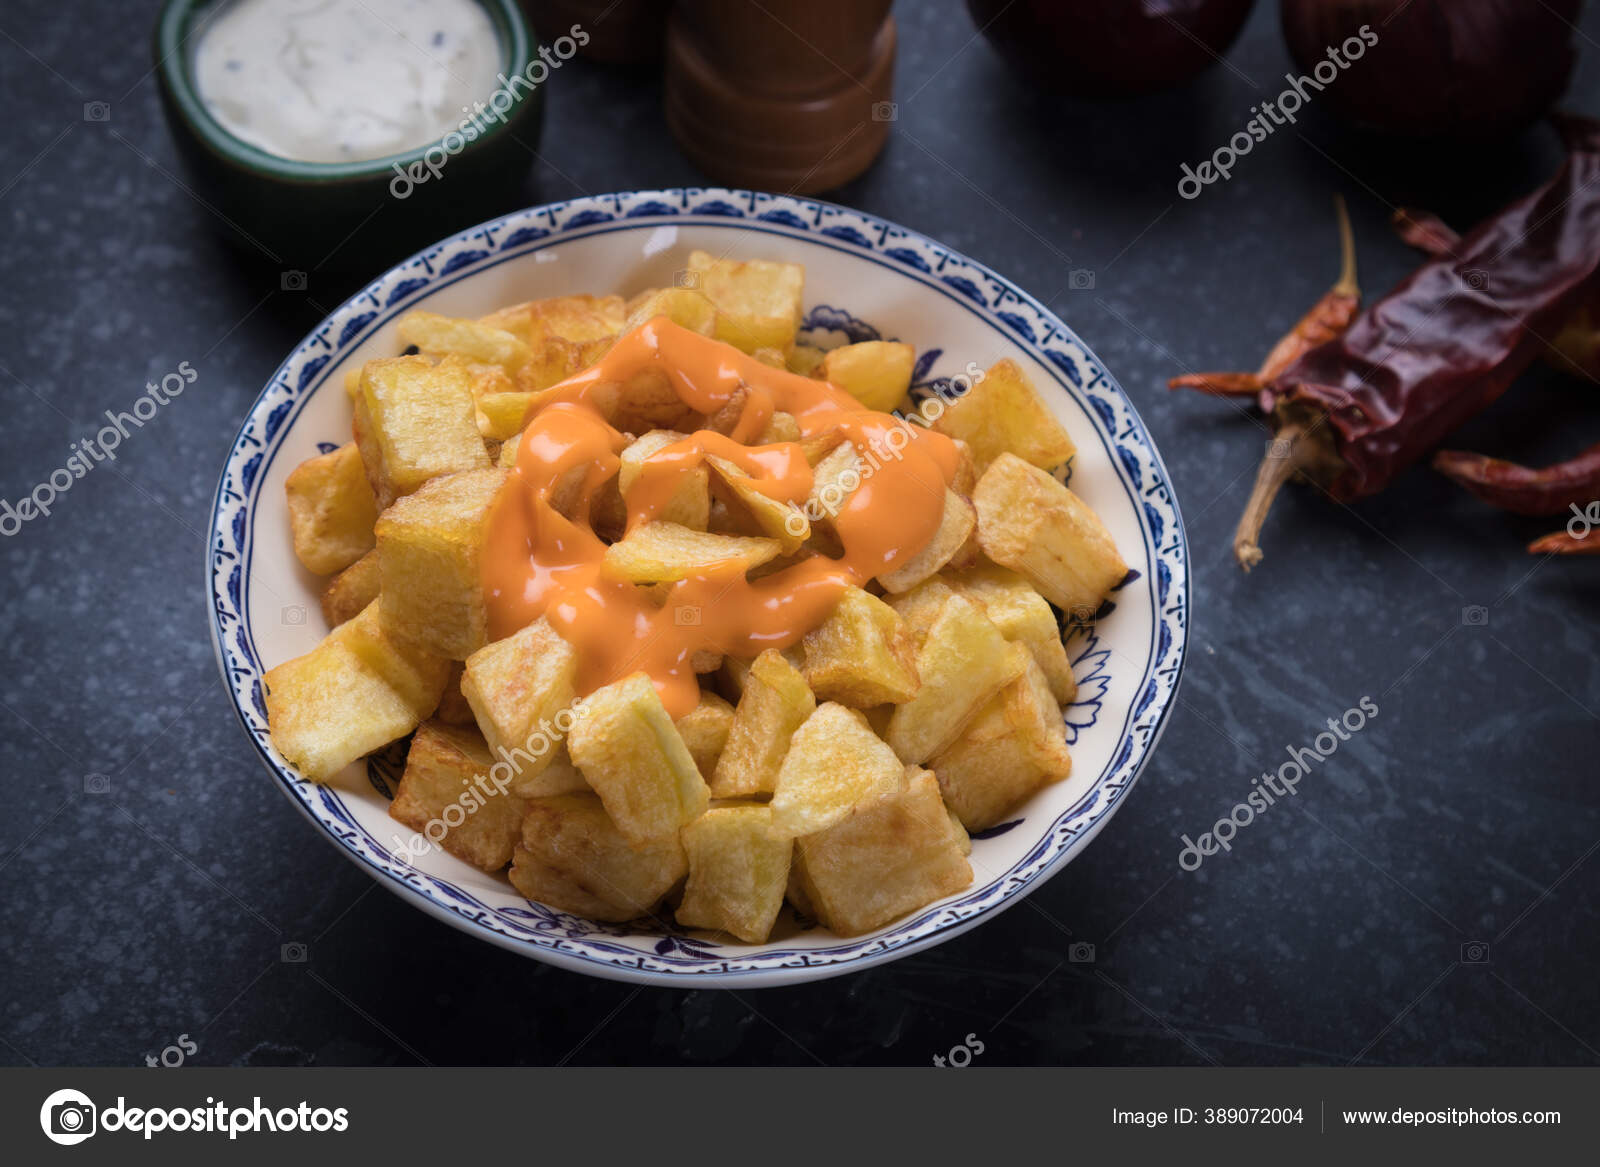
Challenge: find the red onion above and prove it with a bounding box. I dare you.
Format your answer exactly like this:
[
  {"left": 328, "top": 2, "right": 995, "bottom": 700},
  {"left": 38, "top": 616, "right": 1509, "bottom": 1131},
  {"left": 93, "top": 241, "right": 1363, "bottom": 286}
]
[
  {"left": 1280, "top": 0, "right": 1583, "bottom": 139},
  {"left": 966, "top": 0, "right": 1258, "bottom": 97}
]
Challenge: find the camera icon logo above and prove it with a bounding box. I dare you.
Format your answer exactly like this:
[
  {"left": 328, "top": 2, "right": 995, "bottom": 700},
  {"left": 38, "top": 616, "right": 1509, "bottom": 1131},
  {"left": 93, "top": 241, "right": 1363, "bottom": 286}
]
[
  {"left": 1460, "top": 941, "right": 1490, "bottom": 964},
  {"left": 673, "top": 269, "right": 701, "bottom": 290},
  {"left": 40, "top": 1088, "right": 97, "bottom": 1145},
  {"left": 1068, "top": 268, "right": 1096, "bottom": 291},
  {"left": 83, "top": 773, "right": 110, "bottom": 794},
  {"left": 1461, "top": 605, "right": 1489, "bottom": 627},
  {"left": 1463, "top": 269, "right": 1489, "bottom": 291},
  {"left": 282, "top": 605, "right": 307, "bottom": 626},
  {"left": 281, "top": 941, "right": 308, "bottom": 962},
  {"left": 674, "top": 605, "right": 702, "bottom": 627},
  {"left": 280, "top": 270, "right": 308, "bottom": 292},
  {"left": 871, "top": 101, "right": 899, "bottom": 122},
  {"left": 82, "top": 101, "right": 110, "bottom": 123},
  {"left": 1068, "top": 941, "right": 1096, "bottom": 963}
]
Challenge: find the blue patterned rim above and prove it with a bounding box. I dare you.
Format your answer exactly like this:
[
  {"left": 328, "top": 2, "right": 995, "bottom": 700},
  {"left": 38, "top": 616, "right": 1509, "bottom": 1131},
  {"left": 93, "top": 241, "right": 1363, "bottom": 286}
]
[{"left": 207, "top": 188, "right": 1191, "bottom": 985}]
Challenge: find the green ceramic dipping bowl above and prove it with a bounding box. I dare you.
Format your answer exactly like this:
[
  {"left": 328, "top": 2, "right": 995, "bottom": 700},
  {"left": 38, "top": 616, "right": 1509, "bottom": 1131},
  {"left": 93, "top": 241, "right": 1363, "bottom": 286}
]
[{"left": 154, "top": 0, "right": 545, "bottom": 268}]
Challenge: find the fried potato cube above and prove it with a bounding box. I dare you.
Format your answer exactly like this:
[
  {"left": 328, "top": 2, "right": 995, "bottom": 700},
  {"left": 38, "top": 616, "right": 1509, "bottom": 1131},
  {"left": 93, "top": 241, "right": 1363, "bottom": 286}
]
[
  {"left": 770, "top": 702, "right": 904, "bottom": 837},
  {"left": 431, "top": 662, "right": 476, "bottom": 726},
  {"left": 711, "top": 649, "right": 816, "bottom": 798},
  {"left": 885, "top": 594, "right": 1029, "bottom": 763},
  {"left": 801, "top": 586, "right": 919, "bottom": 707},
  {"left": 508, "top": 792, "right": 686, "bottom": 922},
  {"left": 566, "top": 672, "right": 710, "bottom": 845},
  {"left": 949, "top": 562, "right": 1076, "bottom": 703},
  {"left": 931, "top": 358, "right": 1077, "bottom": 472},
  {"left": 511, "top": 745, "right": 591, "bottom": 799},
  {"left": 264, "top": 600, "right": 449, "bottom": 782},
  {"left": 676, "top": 690, "right": 735, "bottom": 780},
  {"left": 460, "top": 616, "right": 577, "bottom": 780},
  {"left": 358, "top": 356, "right": 490, "bottom": 508},
  {"left": 603, "top": 521, "right": 780, "bottom": 583},
  {"left": 878, "top": 488, "right": 976, "bottom": 593},
  {"left": 624, "top": 287, "right": 717, "bottom": 337},
  {"left": 475, "top": 391, "right": 537, "bottom": 440},
  {"left": 484, "top": 293, "right": 625, "bottom": 348},
  {"left": 932, "top": 654, "right": 1072, "bottom": 830},
  {"left": 794, "top": 768, "right": 972, "bottom": 936},
  {"left": 804, "top": 441, "right": 861, "bottom": 529},
  {"left": 687, "top": 249, "right": 805, "bottom": 353},
  {"left": 749, "top": 347, "right": 786, "bottom": 369},
  {"left": 341, "top": 599, "right": 456, "bottom": 714},
  {"left": 884, "top": 576, "right": 958, "bottom": 645},
  {"left": 285, "top": 443, "right": 378, "bottom": 575},
  {"left": 757, "top": 410, "right": 803, "bottom": 444},
  {"left": 320, "top": 548, "right": 381, "bottom": 628},
  {"left": 820, "top": 341, "right": 915, "bottom": 413},
  {"left": 973, "top": 453, "right": 1128, "bottom": 619},
  {"left": 438, "top": 353, "right": 516, "bottom": 400},
  {"left": 488, "top": 294, "right": 626, "bottom": 391},
  {"left": 715, "top": 646, "right": 804, "bottom": 702},
  {"left": 675, "top": 803, "right": 791, "bottom": 942},
  {"left": 397, "top": 310, "right": 528, "bottom": 371},
  {"left": 375, "top": 467, "right": 508, "bottom": 658},
  {"left": 389, "top": 721, "right": 526, "bottom": 871},
  {"left": 787, "top": 343, "right": 826, "bottom": 377},
  {"left": 705, "top": 454, "right": 808, "bottom": 551},
  {"left": 618, "top": 430, "right": 711, "bottom": 530}
]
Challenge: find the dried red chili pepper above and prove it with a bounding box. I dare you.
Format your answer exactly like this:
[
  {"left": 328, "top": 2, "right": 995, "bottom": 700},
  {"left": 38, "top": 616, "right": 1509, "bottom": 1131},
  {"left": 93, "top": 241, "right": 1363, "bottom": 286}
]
[
  {"left": 1528, "top": 529, "right": 1600, "bottom": 554},
  {"left": 1393, "top": 204, "right": 1600, "bottom": 383},
  {"left": 1431, "top": 442, "right": 1600, "bottom": 514},
  {"left": 1391, "top": 207, "right": 1459, "bottom": 259},
  {"left": 1169, "top": 196, "right": 1359, "bottom": 409},
  {"left": 1218, "top": 115, "right": 1600, "bottom": 569}
]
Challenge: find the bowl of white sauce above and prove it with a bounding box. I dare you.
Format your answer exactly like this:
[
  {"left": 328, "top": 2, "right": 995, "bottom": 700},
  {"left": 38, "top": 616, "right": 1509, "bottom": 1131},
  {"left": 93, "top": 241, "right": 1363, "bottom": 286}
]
[{"left": 155, "top": 0, "right": 555, "bottom": 266}]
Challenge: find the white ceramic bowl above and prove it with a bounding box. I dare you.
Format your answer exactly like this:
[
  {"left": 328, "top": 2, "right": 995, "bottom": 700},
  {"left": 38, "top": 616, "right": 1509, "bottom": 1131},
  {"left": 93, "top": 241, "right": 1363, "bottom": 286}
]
[{"left": 208, "top": 189, "right": 1190, "bottom": 986}]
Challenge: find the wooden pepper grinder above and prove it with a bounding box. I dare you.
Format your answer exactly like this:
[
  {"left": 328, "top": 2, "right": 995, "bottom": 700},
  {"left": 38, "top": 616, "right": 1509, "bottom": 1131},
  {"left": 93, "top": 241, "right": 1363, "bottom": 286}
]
[{"left": 665, "top": 0, "right": 897, "bottom": 194}]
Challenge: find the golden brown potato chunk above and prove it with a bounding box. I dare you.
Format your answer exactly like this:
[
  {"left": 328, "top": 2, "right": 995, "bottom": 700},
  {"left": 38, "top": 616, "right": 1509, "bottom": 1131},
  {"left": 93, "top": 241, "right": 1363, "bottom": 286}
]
[
  {"left": 931, "top": 358, "right": 1077, "bottom": 473},
  {"left": 801, "top": 586, "right": 919, "bottom": 707},
  {"left": 932, "top": 654, "right": 1072, "bottom": 831},
  {"left": 794, "top": 768, "right": 972, "bottom": 936},
  {"left": 285, "top": 443, "right": 378, "bottom": 575},
  {"left": 675, "top": 690, "right": 736, "bottom": 780},
  {"left": 264, "top": 601, "right": 449, "bottom": 782},
  {"left": 508, "top": 793, "right": 686, "bottom": 923},
  {"left": 687, "top": 249, "right": 805, "bottom": 354},
  {"left": 884, "top": 594, "right": 1028, "bottom": 764},
  {"left": 389, "top": 721, "right": 526, "bottom": 871},
  {"left": 676, "top": 803, "right": 791, "bottom": 943},
  {"left": 566, "top": 673, "right": 709, "bottom": 845},
  {"left": 973, "top": 453, "right": 1128, "bottom": 620},
  {"left": 375, "top": 467, "right": 508, "bottom": 658},
  {"left": 460, "top": 617, "right": 577, "bottom": 784},
  {"left": 319, "top": 548, "right": 381, "bottom": 629},
  {"left": 356, "top": 355, "right": 490, "bottom": 509},
  {"left": 711, "top": 649, "right": 816, "bottom": 798},
  {"left": 770, "top": 703, "right": 904, "bottom": 838},
  {"left": 819, "top": 341, "right": 914, "bottom": 413}
]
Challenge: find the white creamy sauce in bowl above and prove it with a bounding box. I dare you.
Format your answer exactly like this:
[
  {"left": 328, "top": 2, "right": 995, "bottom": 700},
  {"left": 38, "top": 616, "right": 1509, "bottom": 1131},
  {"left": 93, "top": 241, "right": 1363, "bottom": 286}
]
[{"left": 193, "top": 0, "right": 503, "bottom": 164}]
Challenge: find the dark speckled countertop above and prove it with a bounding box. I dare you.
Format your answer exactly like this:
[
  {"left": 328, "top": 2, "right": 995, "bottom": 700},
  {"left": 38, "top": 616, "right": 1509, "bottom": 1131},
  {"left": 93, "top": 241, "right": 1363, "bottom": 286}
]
[{"left": 3, "top": 1, "right": 1597, "bottom": 1067}]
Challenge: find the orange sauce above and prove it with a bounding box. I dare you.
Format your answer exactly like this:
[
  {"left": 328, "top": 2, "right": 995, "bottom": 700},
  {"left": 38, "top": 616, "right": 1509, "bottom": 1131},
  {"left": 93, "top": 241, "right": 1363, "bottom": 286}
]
[{"left": 482, "top": 317, "right": 959, "bottom": 717}]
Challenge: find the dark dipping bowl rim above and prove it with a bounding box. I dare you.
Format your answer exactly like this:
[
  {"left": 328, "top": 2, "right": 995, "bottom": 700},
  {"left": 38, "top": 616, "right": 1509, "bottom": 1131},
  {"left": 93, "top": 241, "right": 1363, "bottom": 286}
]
[{"left": 153, "top": 0, "right": 538, "bottom": 187}]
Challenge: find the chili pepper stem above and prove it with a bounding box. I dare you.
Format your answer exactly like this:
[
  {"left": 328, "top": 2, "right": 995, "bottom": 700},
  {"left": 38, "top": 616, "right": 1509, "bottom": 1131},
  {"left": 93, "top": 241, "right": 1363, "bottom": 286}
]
[
  {"left": 1331, "top": 194, "right": 1358, "bottom": 299},
  {"left": 1233, "top": 425, "right": 1307, "bottom": 570}
]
